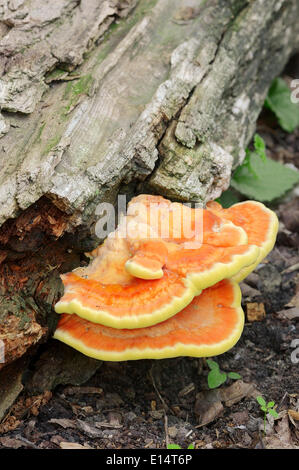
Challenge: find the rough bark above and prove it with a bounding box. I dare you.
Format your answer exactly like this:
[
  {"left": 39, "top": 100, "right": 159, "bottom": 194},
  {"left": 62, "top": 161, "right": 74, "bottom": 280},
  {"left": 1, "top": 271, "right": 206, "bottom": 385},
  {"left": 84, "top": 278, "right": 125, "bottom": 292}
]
[{"left": 0, "top": 0, "right": 298, "bottom": 369}]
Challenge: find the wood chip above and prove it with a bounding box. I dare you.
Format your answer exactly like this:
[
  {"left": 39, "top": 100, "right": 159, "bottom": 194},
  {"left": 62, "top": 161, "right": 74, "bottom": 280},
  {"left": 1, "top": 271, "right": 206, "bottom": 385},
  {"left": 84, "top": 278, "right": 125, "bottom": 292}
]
[
  {"left": 95, "top": 421, "right": 122, "bottom": 429},
  {"left": 151, "top": 400, "right": 156, "bottom": 411},
  {"left": 0, "top": 437, "right": 24, "bottom": 448},
  {"left": 178, "top": 383, "right": 195, "bottom": 397},
  {"left": 277, "top": 308, "right": 299, "bottom": 320},
  {"left": 60, "top": 442, "right": 92, "bottom": 449},
  {"left": 288, "top": 409, "right": 299, "bottom": 422},
  {"left": 246, "top": 302, "right": 266, "bottom": 322},
  {"left": 64, "top": 386, "right": 103, "bottom": 395},
  {"left": 76, "top": 419, "right": 103, "bottom": 437},
  {"left": 49, "top": 418, "right": 76, "bottom": 429},
  {"left": 282, "top": 263, "right": 299, "bottom": 274},
  {"left": 220, "top": 380, "right": 259, "bottom": 407}
]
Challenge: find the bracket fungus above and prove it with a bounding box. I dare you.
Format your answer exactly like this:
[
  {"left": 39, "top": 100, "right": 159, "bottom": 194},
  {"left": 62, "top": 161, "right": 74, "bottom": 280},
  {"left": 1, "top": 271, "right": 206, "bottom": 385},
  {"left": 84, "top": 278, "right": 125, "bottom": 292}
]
[
  {"left": 53, "top": 195, "right": 278, "bottom": 361},
  {"left": 54, "top": 195, "right": 260, "bottom": 329},
  {"left": 54, "top": 280, "right": 244, "bottom": 361},
  {"left": 206, "top": 201, "right": 279, "bottom": 282}
]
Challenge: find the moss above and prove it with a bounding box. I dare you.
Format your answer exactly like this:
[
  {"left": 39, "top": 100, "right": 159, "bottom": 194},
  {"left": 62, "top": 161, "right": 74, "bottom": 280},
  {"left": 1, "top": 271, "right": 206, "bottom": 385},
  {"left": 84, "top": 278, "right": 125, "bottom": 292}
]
[
  {"left": 42, "top": 135, "right": 61, "bottom": 156},
  {"left": 46, "top": 68, "right": 68, "bottom": 81},
  {"left": 64, "top": 74, "right": 93, "bottom": 99},
  {"left": 34, "top": 123, "right": 46, "bottom": 145},
  {"left": 62, "top": 74, "right": 94, "bottom": 116}
]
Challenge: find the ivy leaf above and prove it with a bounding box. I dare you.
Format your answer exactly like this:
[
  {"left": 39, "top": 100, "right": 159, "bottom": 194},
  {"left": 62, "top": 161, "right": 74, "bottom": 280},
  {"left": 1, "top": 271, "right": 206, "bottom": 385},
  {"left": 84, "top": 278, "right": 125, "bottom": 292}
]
[
  {"left": 265, "top": 78, "right": 299, "bottom": 133},
  {"left": 231, "top": 151, "right": 299, "bottom": 201},
  {"left": 227, "top": 372, "right": 242, "bottom": 380},
  {"left": 208, "top": 369, "right": 227, "bottom": 389}
]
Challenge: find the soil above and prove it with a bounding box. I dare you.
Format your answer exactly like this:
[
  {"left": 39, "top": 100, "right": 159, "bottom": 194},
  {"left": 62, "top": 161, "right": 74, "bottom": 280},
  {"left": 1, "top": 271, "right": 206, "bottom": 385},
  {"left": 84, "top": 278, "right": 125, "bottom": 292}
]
[{"left": 0, "top": 103, "right": 298, "bottom": 451}]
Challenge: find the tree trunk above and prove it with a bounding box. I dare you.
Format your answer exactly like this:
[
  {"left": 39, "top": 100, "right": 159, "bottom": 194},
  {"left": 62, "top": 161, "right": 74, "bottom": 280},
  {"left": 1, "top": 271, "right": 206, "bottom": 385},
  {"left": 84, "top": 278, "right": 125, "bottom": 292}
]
[{"left": 0, "top": 0, "right": 298, "bottom": 369}]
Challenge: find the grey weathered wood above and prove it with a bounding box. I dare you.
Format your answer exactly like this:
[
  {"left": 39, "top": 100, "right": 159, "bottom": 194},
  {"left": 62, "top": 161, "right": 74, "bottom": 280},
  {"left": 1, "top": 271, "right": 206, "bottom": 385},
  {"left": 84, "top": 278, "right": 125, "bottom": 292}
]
[
  {"left": 0, "top": 0, "right": 299, "bottom": 370},
  {"left": 0, "top": 0, "right": 298, "bottom": 228}
]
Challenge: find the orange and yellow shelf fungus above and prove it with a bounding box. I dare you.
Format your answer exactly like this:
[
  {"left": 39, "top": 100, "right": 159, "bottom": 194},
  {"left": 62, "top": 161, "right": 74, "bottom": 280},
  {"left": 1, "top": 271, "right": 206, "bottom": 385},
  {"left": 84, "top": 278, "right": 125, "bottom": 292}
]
[
  {"left": 55, "top": 241, "right": 259, "bottom": 330},
  {"left": 123, "top": 195, "right": 249, "bottom": 280},
  {"left": 53, "top": 194, "right": 278, "bottom": 361},
  {"left": 207, "top": 200, "right": 279, "bottom": 282},
  {"left": 54, "top": 280, "right": 244, "bottom": 362},
  {"left": 55, "top": 269, "right": 198, "bottom": 330}
]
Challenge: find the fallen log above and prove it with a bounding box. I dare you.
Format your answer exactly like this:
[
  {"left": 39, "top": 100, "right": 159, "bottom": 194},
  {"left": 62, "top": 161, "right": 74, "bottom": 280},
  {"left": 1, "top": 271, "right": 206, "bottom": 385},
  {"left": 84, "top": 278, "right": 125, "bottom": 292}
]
[{"left": 0, "top": 0, "right": 298, "bottom": 369}]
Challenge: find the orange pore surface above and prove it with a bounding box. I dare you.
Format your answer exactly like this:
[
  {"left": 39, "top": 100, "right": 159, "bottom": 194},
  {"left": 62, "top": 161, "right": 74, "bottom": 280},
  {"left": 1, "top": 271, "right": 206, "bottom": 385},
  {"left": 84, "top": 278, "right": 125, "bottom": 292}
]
[
  {"left": 207, "top": 201, "right": 272, "bottom": 247},
  {"left": 60, "top": 270, "right": 189, "bottom": 318},
  {"left": 166, "top": 244, "right": 253, "bottom": 275},
  {"left": 56, "top": 280, "right": 239, "bottom": 353}
]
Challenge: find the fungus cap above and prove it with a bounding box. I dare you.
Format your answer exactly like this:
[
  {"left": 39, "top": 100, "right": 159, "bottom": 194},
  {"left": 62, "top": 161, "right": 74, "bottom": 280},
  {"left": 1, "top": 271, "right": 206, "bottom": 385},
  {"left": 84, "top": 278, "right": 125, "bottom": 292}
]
[
  {"left": 54, "top": 239, "right": 259, "bottom": 329},
  {"left": 207, "top": 200, "right": 279, "bottom": 282},
  {"left": 54, "top": 279, "right": 244, "bottom": 361},
  {"left": 54, "top": 195, "right": 262, "bottom": 329},
  {"left": 123, "top": 195, "right": 248, "bottom": 280}
]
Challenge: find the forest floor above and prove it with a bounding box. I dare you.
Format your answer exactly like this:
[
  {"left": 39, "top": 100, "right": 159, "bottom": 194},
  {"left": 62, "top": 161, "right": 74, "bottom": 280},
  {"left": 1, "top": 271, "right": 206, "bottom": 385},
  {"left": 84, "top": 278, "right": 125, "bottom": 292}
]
[{"left": 0, "top": 119, "right": 298, "bottom": 450}]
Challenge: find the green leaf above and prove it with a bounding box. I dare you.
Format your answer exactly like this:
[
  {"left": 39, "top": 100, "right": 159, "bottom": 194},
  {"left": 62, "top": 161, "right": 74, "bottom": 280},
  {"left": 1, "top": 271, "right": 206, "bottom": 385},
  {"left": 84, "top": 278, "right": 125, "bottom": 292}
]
[
  {"left": 253, "top": 134, "right": 266, "bottom": 161},
  {"left": 267, "top": 401, "right": 275, "bottom": 408},
  {"left": 227, "top": 372, "right": 242, "bottom": 380},
  {"left": 256, "top": 396, "right": 266, "bottom": 407},
  {"left": 187, "top": 444, "right": 195, "bottom": 449},
  {"left": 208, "top": 369, "right": 227, "bottom": 389},
  {"left": 216, "top": 189, "right": 240, "bottom": 208},
  {"left": 265, "top": 78, "right": 299, "bottom": 133},
  {"left": 167, "top": 444, "right": 182, "bottom": 449},
  {"left": 268, "top": 408, "right": 279, "bottom": 418},
  {"left": 206, "top": 359, "right": 220, "bottom": 371},
  {"left": 231, "top": 151, "right": 299, "bottom": 201},
  {"left": 261, "top": 406, "right": 267, "bottom": 412}
]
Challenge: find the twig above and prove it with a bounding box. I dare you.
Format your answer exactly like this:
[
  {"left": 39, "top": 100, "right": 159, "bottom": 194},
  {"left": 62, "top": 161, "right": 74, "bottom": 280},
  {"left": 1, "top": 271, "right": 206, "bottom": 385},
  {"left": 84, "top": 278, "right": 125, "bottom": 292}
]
[
  {"left": 149, "top": 366, "right": 169, "bottom": 413},
  {"left": 282, "top": 263, "right": 299, "bottom": 274},
  {"left": 164, "top": 414, "right": 170, "bottom": 448},
  {"left": 277, "top": 391, "right": 289, "bottom": 412},
  {"left": 15, "top": 435, "right": 40, "bottom": 449}
]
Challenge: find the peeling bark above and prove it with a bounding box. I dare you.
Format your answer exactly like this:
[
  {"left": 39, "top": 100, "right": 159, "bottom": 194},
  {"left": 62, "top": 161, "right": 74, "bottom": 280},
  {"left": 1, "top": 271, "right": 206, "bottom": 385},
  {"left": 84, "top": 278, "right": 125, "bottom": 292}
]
[
  {"left": 0, "top": 0, "right": 137, "bottom": 113},
  {"left": 0, "top": 0, "right": 298, "bottom": 369}
]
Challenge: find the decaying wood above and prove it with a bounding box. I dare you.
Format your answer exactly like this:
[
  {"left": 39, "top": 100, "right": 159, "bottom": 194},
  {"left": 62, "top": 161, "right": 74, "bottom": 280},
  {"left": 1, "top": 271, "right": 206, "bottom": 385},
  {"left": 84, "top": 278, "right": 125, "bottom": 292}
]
[
  {"left": 0, "top": 0, "right": 137, "bottom": 114},
  {"left": 0, "top": 0, "right": 299, "bottom": 368}
]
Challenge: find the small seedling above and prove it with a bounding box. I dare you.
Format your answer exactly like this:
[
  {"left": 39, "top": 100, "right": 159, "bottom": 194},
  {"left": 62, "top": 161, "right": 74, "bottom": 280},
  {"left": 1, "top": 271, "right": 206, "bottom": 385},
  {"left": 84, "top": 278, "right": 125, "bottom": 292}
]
[
  {"left": 206, "top": 359, "right": 242, "bottom": 389},
  {"left": 167, "top": 444, "right": 194, "bottom": 449},
  {"left": 256, "top": 395, "right": 279, "bottom": 435}
]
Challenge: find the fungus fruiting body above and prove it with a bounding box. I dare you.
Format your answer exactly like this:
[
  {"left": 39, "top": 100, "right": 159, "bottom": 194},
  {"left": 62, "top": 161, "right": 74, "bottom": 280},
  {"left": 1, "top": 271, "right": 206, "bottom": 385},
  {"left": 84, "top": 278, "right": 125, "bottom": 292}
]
[
  {"left": 123, "top": 195, "right": 249, "bottom": 280},
  {"left": 54, "top": 280, "right": 244, "bottom": 361},
  {"left": 55, "top": 195, "right": 260, "bottom": 329},
  {"left": 55, "top": 269, "right": 197, "bottom": 329},
  {"left": 53, "top": 194, "right": 278, "bottom": 361},
  {"left": 207, "top": 200, "right": 279, "bottom": 282}
]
